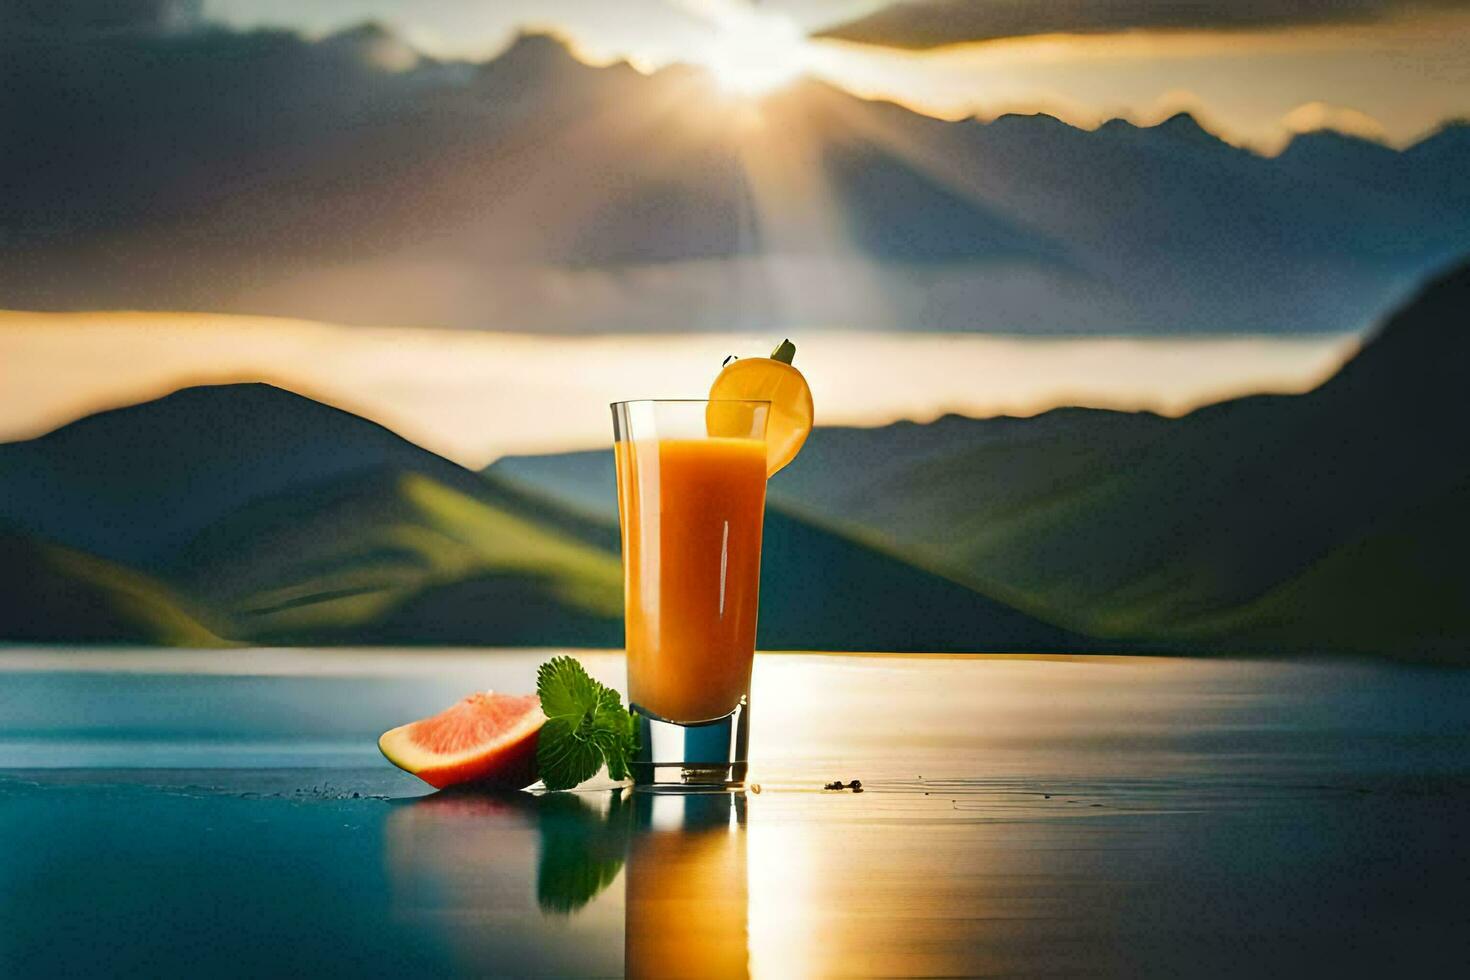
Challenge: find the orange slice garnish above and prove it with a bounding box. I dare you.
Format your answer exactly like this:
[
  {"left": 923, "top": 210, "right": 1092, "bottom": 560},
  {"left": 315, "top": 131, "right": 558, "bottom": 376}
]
[{"left": 707, "top": 339, "right": 814, "bottom": 477}]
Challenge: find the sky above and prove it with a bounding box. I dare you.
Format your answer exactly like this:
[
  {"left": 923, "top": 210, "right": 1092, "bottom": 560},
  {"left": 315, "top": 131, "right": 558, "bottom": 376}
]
[
  {"left": 0, "top": 311, "right": 1356, "bottom": 465},
  {"left": 0, "top": 0, "right": 1459, "bottom": 452},
  {"left": 199, "top": 0, "right": 1470, "bottom": 150}
]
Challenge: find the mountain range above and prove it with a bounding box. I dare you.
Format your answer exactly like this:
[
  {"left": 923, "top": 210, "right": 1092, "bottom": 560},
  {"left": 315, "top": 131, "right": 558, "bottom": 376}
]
[
  {"left": 492, "top": 259, "right": 1470, "bottom": 660},
  {"left": 0, "top": 381, "right": 1084, "bottom": 652},
  {"left": 2, "top": 25, "right": 1467, "bottom": 334},
  {"left": 1, "top": 260, "right": 1466, "bottom": 659}
]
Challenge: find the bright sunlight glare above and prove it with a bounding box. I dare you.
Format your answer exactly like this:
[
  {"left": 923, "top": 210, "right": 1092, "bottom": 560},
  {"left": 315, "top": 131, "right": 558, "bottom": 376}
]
[{"left": 695, "top": 7, "right": 810, "bottom": 97}]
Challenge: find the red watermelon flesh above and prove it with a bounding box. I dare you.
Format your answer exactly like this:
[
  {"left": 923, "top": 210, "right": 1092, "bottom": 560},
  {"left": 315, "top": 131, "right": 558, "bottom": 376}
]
[{"left": 379, "top": 692, "right": 546, "bottom": 790}]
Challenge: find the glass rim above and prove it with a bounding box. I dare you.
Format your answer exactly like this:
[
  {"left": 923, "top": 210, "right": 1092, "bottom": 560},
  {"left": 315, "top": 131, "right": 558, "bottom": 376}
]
[{"left": 609, "top": 398, "right": 772, "bottom": 408}]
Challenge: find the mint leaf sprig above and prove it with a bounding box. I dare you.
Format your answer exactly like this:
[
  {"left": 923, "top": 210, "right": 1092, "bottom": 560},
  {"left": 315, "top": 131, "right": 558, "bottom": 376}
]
[{"left": 535, "top": 656, "right": 638, "bottom": 791}]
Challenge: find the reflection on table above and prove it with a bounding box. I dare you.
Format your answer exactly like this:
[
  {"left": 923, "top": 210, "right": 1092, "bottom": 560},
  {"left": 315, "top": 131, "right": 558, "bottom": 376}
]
[
  {"left": 625, "top": 792, "right": 748, "bottom": 979},
  {"left": 385, "top": 787, "right": 753, "bottom": 977}
]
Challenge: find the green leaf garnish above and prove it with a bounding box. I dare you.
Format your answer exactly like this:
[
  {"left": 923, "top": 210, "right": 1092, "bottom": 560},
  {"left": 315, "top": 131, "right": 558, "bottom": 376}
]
[
  {"left": 536, "top": 656, "right": 638, "bottom": 791},
  {"left": 538, "top": 655, "right": 602, "bottom": 722}
]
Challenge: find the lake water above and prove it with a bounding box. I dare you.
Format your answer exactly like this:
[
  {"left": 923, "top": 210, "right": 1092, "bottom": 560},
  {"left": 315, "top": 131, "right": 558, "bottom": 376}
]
[{"left": 2, "top": 649, "right": 1467, "bottom": 977}]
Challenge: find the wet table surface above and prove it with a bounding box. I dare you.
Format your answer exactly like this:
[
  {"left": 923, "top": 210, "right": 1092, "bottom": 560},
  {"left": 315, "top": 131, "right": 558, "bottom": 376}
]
[{"left": 2, "top": 649, "right": 1468, "bottom": 977}]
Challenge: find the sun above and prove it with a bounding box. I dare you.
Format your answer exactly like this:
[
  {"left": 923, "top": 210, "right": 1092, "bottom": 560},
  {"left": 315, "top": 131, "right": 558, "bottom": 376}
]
[{"left": 696, "top": 8, "right": 810, "bottom": 97}]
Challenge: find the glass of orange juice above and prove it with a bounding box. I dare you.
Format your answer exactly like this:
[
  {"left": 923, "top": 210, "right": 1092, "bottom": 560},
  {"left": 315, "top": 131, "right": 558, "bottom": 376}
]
[{"left": 611, "top": 399, "right": 771, "bottom": 789}]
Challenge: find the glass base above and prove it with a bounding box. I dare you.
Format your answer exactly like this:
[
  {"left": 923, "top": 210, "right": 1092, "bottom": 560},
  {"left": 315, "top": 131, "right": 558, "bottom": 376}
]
[{"left": 630, "top": 699, "right": 748, "bottom": 791}]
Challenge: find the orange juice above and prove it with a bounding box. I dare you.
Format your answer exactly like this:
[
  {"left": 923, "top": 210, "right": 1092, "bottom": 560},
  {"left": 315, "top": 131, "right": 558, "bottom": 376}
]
[{"left": 614, "top": 436, "right": 768, "bottom": 723}]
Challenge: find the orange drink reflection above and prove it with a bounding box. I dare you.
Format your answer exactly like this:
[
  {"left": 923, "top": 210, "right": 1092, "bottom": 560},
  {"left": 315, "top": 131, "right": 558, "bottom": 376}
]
[{"left": 625, "top": 793, "right": 748, "bottom": 978}]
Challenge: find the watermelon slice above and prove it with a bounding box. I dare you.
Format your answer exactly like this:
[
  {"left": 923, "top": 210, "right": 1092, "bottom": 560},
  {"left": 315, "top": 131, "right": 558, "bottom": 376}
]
[{"left": 379, "top": 692, "right": 546, "bottom": 790}]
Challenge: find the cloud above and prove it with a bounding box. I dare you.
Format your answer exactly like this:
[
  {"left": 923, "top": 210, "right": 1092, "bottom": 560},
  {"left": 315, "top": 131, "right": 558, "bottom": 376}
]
[
  {"left": 1281, "top": 101, "right": 1389, "bottom": 140},
  {"left": 813, "top": 0, "right": 1470, "bottom": 50}
]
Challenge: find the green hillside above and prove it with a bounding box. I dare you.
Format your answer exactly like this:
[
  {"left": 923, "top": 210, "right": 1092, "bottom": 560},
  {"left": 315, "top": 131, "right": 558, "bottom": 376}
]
[
  {"left": 1178, "top": 478, "right": 1470, "bottom": 658},
  {"left": 162, "top": 463, "right": 1084, "bottom": 651},
  {"left": 161, "top": 468, "right": 625, "bottom": 645},
  {"left": 0, "top": 531, "right": 224, "bottom": 646}
]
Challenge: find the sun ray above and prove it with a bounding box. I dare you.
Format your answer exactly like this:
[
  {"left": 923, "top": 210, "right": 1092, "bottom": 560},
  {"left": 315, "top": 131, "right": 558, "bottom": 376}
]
[{"left": 731, "top": 83, "right": 898, "bottom": 328}]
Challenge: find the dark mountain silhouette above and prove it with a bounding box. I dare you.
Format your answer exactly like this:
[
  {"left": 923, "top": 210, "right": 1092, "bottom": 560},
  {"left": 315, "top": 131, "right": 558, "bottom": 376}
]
[
  {"left": 0, "top": 26, "right": 1464, "bottom": 332},
  {"left": 0, "top": 384, "right": 477, "bottom": 565},
  {"left": 1405, "top": 120, "right": 1470, "bottom": 170},
  {"left": 1277, "top": 129, "right": 1402, "bottom": 179},
  {"left": 0, "top": 383, "right": 1083, "bottom": 651},
  {"left": 493, "top": 260, "right": 1470, "bottom": 659},
  {"left": 0, "top": 383, "right": 626, "bottom": 645},
  {"left": 1096, "top": 111, "right": 1235, "bottom": 152}
]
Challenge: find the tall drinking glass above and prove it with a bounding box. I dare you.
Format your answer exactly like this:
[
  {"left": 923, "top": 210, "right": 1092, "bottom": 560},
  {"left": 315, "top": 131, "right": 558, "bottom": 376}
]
[{"left": 611, "top": 399, "right": 771, "bottom": 789}]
